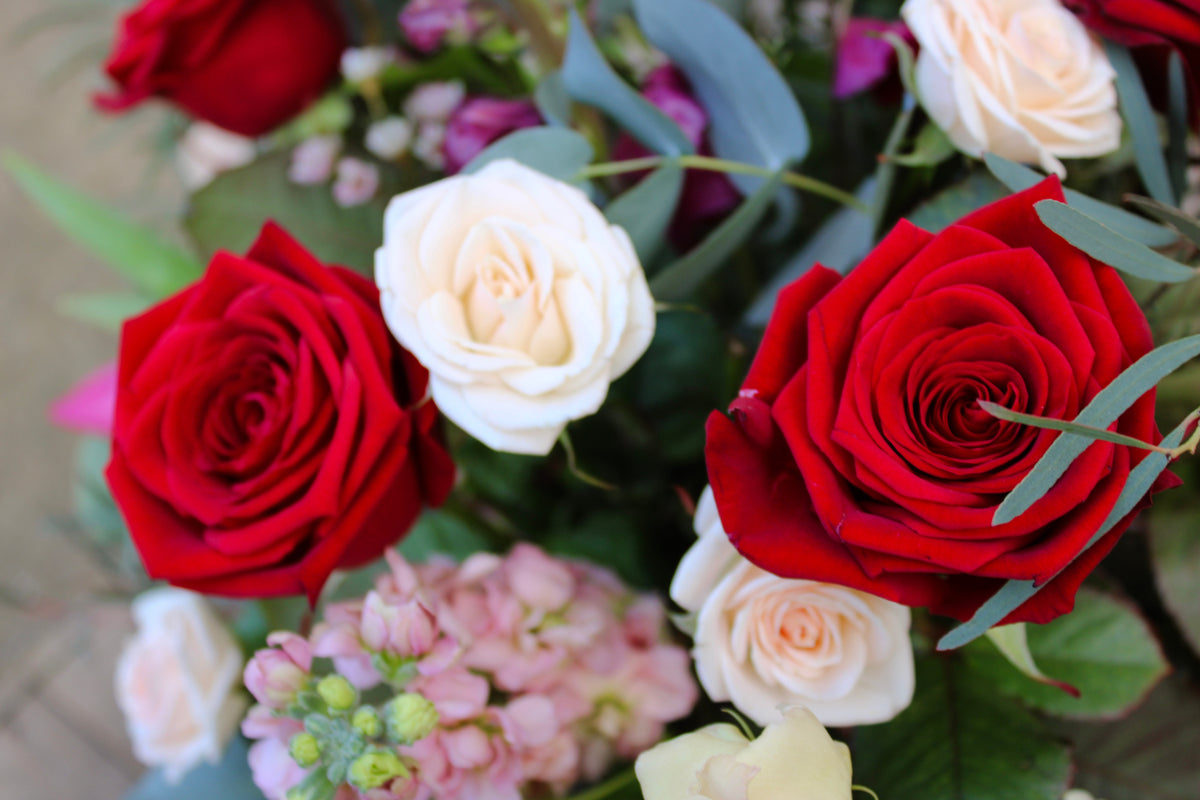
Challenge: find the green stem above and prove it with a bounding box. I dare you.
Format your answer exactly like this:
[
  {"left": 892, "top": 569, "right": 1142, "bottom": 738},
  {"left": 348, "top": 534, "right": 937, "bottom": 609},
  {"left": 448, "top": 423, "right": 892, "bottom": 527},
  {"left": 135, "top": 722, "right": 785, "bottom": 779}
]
[
  {"left": 577, "top": 155, "right": 868, "bottom": 212},
  {"left": 565, "top": 769, "right": 637, "bottom": 800}
]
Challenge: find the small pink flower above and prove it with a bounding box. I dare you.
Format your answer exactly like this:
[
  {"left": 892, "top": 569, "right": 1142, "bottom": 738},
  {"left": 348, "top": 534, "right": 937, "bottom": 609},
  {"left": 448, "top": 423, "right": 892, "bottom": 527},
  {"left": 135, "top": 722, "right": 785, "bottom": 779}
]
[
  {"left": 48, "top": 361, "right": 117, "bottom": 435},
  {"left": 405, "top": 82, "right": 466, "bottom": 124},
  {"left": 248, "top": 737, "right": 311, "bottom": 800},
  {"left": 332, "top": 157, "right": 381, "bottom": 207},
  {"left": 399, "top": 0, "right": 478, "bottom": 53},
  {"left": 241, "top": 704, "right": 304, "bottom": 740},
  {"left": 442, "top": 98, "right": 542, "bottom": 174},
  {"left": 505, "top": 544, "right": 575, "bottom": 612},
  {"left": 412, "top": 667, "right": 490, "bottom": 723},
  {"left": 832, "top": 18, "right": 913, "bottom": 100},
  {"left": 361, "top": 591, "right": 438, "bottom": 657},
  {"left": 289, "top": 135, "right": 341, "bottom": 184},
  {"left": 502, "top": 694, "right": 558, "bottom": 749},
  {"left": 310, "top": 620, "right": 381, "bottom": 689},
  {"left": 244, "top": 634, "right": 312, "bottom": 710}
]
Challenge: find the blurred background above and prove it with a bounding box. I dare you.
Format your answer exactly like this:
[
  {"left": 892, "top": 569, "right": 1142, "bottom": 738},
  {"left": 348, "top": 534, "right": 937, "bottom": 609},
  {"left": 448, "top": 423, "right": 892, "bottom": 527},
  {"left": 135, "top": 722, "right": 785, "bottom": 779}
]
[{"left": 0, "top": 2, "right": 183, "bottom": 795}]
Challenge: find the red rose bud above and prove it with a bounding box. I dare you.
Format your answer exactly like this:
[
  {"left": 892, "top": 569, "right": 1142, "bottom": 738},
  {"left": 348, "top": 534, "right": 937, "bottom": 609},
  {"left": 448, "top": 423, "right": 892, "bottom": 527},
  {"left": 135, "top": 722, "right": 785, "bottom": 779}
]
[
  {"left": 96, "top": 0, "right": 346, "bottom": 138},
  {"left": 705, "top": 178, "right": 1178, "bottom": 627},
  {"left": 106, "top": 223, "right": 456, "bottom": 602},
  {"left": 442, "top": 97, "right": 543, "bottom": 175}
]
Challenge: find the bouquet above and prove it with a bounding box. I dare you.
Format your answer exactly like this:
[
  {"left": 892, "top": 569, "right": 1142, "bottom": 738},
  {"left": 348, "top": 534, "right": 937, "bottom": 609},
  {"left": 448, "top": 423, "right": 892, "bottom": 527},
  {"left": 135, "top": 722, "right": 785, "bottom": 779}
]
[{"left": 14, "top": 0, "right": 1200, "bottom": 799}]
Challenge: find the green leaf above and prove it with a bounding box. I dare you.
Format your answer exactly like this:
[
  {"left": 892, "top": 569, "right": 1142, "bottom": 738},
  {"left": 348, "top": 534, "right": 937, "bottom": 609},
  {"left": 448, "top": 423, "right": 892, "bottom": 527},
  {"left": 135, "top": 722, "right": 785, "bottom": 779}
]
[
  {"left": 853, "top": 656, "right": 1072, "bottom": 800},
  {"left": 994, "top": 334, "right": 1200, "bottom": 526},
  {"left": 982, "top": 623, "right": 1077, "bottom": 695},
  {"left": 398, "top": 508, "right": 495, "bottom": 563},
  {"left": 1123, "top": 194, "right": 1200, "bottom": 248},
  {"left": 534, "top": 71, "right": 572, "bottom": 128},
  {"left": 463, "top": 126, "right": 595, "bottom": 181},
  {"left": 649, "top": 172, "right": 783, "bottom": 301},
  {"left": 603, "top": 162, "right": 684, "bottom": 263},
  {"left": 1148, "top": 461, "right": 1200, "bottom": 656},
  {"left": 1107, "top": 41, "right": 1176, "bottom": 206},
  {"left": 633, "top": 0, "right": 809, "bottom": 194},
  {"left": 939, "top": 414, "right": 1193, "bottom": 650},
  {"left": 906, "top": 171, "right": 1010, "bottom": 233},
  {"left": 1052, "top": 675, "right": 1200, "bottom": 800},
  {"left": 5, "top": 152, "right": 203, "bottom": 298},
  {"left": 125, "top": 737, "right": 262, "bottom": 800},
  {"left": 542, "top": 511, "right": 655, "bottom": 588},
  {"left": 184, "top": 153, "right": 405, "bottom": 275},
  {"left": 983, "top": 152, "right": 1178, "bottom": 247},
  {"left": 560, "top": 10, "right": 693, "bottom": 156},
  {"left": 889, "top": 121, "right": 956, "bottom": 168},
  {"left": 1168, "top": 52, "right": 1189, "bottom": 203},
  {"left": 965, "top": 589, "right": 1167, "bottom": 719},
  {"left": 978, "top": 400, "right": 1162, "bottom": 452},
  {"left": 56, "top": 292, "right": 151, "bottom": 331},
  {"left": 1034, "top": 200, "right": 1193, "bottom": 283}
]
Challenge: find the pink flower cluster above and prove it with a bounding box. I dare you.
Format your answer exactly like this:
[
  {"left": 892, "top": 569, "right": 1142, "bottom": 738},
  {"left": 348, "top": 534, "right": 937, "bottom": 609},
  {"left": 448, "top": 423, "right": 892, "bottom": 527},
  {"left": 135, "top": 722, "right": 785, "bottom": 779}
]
[{"left": 242, "top": 545, "right": 698, "bottom": 800}]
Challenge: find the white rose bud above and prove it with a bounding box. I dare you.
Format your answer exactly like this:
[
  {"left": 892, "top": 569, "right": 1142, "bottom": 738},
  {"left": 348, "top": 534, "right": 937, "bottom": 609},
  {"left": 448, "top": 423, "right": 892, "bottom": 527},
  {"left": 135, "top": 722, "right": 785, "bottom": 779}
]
[
  {"left": 175, "top": 122, "right": 256, "bottom": 191},
  {"left": 635, "top": 707, "right": 853, "bottom": 800},
  {"left": 902, "top": 0, "right": 1121, "bottom": 176},
  {"left": 115, "top": 588, "right": 247, "bottom": 783},
  {"left": 671, "top": 486, "right": 914, "bottom": 728},
  {"left": 366, "top": 117, "right": 415, "bottom": 161},
  {"left": 375, "top": 159, "right": 656, "bottom": 454}
]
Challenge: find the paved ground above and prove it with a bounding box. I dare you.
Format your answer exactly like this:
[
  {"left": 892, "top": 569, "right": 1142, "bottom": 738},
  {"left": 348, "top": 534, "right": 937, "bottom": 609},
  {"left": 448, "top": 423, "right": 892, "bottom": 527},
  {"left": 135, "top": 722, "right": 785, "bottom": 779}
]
[{"left": 0, "top": 2, "right": 185, "bottom": 797}]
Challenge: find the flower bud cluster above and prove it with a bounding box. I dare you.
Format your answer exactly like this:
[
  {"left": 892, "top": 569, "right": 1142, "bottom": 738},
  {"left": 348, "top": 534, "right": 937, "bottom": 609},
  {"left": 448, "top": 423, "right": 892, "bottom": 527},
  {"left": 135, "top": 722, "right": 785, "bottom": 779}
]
[{"left": 243, "top": 544, "right": 697, "bottom": 800}]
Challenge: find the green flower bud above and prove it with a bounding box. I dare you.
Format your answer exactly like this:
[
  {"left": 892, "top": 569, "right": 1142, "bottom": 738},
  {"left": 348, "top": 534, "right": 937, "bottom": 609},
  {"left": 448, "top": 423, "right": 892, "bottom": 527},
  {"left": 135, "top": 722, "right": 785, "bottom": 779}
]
[
  {"left": 288, "top": 732, "right": 321, "bottom": 768},
  {"left": 316, "top": 675, "right": 358, "bottom": 712},
  {"left": 352, "top": 706, "right": 384, "bottom": 738},
  {"left": 348, "top": 749, "right": 409, "bottom": 791},
  {"left": 386, "top": 693, "right": 439, "bottom": 744}
]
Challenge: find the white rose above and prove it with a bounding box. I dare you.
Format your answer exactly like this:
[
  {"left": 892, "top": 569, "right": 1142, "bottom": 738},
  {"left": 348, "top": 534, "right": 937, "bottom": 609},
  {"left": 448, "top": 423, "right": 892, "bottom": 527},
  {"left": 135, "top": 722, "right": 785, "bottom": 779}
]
[
  {"left": 902, "top": 0, "right": 1121, "bottom": 176},
  {"left": 375, "top": 158, "right": 656, "bottom": 454},
  {"left": 671, "top": 486, "right": 914, "bottom": 728},
  {"left": 115, "top": 588, "right": 248, "bottom": 782},
  {"left": 635, "top": 706, "right": 853, "bottom": 800}
]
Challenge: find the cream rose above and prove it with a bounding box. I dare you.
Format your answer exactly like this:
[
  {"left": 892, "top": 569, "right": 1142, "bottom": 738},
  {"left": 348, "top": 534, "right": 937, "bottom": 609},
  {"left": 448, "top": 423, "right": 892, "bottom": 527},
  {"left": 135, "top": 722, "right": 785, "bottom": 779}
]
[
  {"left": 375, "top": 158, "right": 656, "bottom": 454},
  {"left": 635, "top": 706, "right": 853, "bottom": 800},
  {"left": 671, "top": 487, "right": 914, "bottom": 728},
  {"left": 115, "top": 588, "right": 248, "bottom": 782},
  {"left": 901, "top": 0, "right": 1121, "bottom": 176}
]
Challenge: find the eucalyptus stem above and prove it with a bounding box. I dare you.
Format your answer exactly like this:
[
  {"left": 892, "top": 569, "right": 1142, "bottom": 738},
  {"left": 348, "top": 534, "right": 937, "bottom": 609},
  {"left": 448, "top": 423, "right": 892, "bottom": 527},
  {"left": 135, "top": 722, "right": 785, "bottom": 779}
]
[
  {"left": 577, "top": 155, "right": 868, "bottom": 212},
  {"left": 565, "top": 768, "right": 636, "bottom": 800}
]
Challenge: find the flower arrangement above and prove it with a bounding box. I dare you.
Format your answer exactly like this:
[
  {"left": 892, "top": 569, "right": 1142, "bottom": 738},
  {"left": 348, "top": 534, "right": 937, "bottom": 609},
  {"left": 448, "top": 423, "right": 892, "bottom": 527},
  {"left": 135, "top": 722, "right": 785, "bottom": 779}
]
[{"left": 13, "top": 0, "right": 1200, "bottom": 799}]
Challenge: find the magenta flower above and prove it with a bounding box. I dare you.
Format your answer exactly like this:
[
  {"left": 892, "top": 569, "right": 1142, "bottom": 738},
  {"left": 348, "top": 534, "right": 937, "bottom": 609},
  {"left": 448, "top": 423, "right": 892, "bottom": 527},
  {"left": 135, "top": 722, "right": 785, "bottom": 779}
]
[
  {"left": 48, "top": 361, "right": 117, "bottom": 435},
  {"left": 399, "top": 0, "right": 479, "bottom": 53},
  {"left": 442, "top": 97, "right": 542, "bottom": 174},
  {"left": 833, "top": 18, "right": 914, "bottom": 100}
]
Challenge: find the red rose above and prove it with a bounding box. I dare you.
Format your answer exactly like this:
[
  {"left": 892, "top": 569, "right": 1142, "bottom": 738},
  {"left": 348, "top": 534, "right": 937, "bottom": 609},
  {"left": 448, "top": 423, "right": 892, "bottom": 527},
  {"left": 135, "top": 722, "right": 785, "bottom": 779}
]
[
  {"left": 96, "top": 0, "right": 346, "bottom": 137},
  {"left": 1065, "top": 0, "right": 1200, "bottom": 121},
  {"left": 705, "top": 178, "right": 1175, "bottom": 625},
  {"left": 106, "top": 223, "right": 455, "bottom": 601}
]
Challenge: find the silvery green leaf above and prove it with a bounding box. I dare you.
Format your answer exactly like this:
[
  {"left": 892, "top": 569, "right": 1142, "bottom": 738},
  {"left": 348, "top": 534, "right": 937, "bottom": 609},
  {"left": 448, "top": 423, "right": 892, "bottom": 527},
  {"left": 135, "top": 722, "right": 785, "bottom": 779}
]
[
  {"left": 1035, "top": 200, "right": 1194, "bottom": 283},
  {"left": 462, "top": 126, "right": 594, "bottom": 182},
  {"left": 1107, "top": 42, "right": 1175, "bottom": 206},
  {"left": 604, "top": 162, "right": 684, "bottom": 263}
]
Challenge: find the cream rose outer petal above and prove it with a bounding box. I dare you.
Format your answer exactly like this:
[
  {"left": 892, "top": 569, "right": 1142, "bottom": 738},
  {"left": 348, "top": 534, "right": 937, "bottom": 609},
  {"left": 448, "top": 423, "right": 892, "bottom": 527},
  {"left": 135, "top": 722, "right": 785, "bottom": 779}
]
[
  {"left": 115, "top": 588, "right": 248, "bottom": 782},
  {"left": 672, "top": 487, "right": 915, "bottom": 728},
  {"left": 375, "top": 158, "right": 655, "bottom": 455},
  {"left": 902, "top": 0, "right": 1121, "bottom": 176}
]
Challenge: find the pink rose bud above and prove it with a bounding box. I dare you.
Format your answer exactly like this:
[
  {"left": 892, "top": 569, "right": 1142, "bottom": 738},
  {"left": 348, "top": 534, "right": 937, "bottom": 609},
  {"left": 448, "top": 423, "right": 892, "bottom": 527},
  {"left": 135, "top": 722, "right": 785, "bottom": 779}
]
[
  {"left": 48, "top": 361, "right": 117, "bottom": 435},
  {"left": 833, "top": 18, "right": 914, "bottom": 100},
  {"left": 244, "top": 636, "right": 312, "bottom": 710},
  {"left": 332, "top": 157, "right": 381, "bottom": 207},
  {"left": 442, "top": 97, "right": 542, "bottom": 174},
  {"left": 399, "top": 0, "right": 478, "bottom": 53}
]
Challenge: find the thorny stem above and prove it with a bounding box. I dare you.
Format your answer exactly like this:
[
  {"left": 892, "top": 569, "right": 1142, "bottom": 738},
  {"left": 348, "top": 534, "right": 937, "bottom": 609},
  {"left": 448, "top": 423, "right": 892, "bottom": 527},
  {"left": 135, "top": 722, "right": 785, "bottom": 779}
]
[{"left": 577, "top": 155, "right": 869, "bottom": 211}]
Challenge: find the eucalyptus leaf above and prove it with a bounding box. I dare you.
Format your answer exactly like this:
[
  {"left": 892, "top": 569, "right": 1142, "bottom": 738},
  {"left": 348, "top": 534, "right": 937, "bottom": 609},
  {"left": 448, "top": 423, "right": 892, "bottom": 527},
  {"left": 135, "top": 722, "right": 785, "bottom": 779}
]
[
  {"left": 125, "top": 737, "right": 261, "bottom": 800},
  {"left": 56, "top": 292, "right": 151, "bottom": 331},
  {"left": 983, "top": 152, "right": 1178, "bottom": 247},
  {"left": 649, "top": 172, "right": 783, "bottom": 301},
  {"left": 603, "top": 162, "right": 684, "bottom": 263},
  {"left": 939, "top": 414, "right": 1193, "bottom": 650},
  {"left": 534, "top": 71, "right": 572, "bottom": 128},
  {"left": 853, "top": 656, "right": 1072, "bottom": 800},
  {"left": 979, "top": 400, "right": 1162, "bottom": 453},
  {"left": 633, "top": 0, "right": 809, "bottom": 193},
  {"left": 1148, "top": 460, "right": 1200, "bottom": 657},
  {"left": 1107, "top": 41, "right": 1175, "bottom": 206},
  {"left": 1035, "top": 200, "right": 1194, "bottom": 283},
  {"left": 965, "top": 589, "right": 1168, "bottom": 719},
  {"left": 5, "top": 152, "right": 203, "bottom": 298},
  {"left": 1124, "top": 194, "right": 1200, "bottom": 248},
  {"left": 1168, "top": 52, "right": 1189, "bottom": 203},
  {"left": 463, "top": 126, "right": 594, "bottom": 181},
  {"left": 560, "top": 10, "right": 693, "bottom": 156}
]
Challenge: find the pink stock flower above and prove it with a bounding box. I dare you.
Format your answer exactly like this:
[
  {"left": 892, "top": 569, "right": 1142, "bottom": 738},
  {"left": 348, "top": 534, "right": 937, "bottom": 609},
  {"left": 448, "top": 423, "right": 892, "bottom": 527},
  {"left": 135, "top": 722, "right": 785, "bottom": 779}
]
[
  {"left": 332, "top": 157, "right": 381, "bottom": 207},
  {"left": 241, "top": 704, "right": 303, "bottom": 740},
  {"left": 399, "top": 0, "right": 478, "bottom": 53},
  {"left": 832, "top": 18, "right": 914, "bottom": 100},
  {"left": 243, "top": 632, "right": 312, "bottom": 710},
  {"left": 442, "top": 97, "right": 542, "bottom": 174},
  {"left": 611, "top": 65, "right": 741, "bottom": 252},
  {"left": 248, "top": 737, "right": 310, "bottom": 800},
  {"left": 48, "top": 361, "right": 117, "bottom": 435}
]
